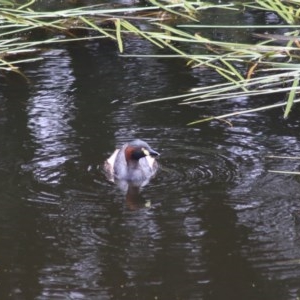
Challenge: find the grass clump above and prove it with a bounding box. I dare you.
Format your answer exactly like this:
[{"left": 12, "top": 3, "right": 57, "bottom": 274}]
[{"left": 1, "top": 0, "right": 300, "bottom": 121}]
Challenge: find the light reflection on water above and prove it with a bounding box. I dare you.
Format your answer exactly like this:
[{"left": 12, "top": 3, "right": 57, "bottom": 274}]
[
  {"left": 1, "top": 28, "right": 300, "bottom": 300},
  {"left": 25, "top": 50, "right": 79, "bottom": 184}
]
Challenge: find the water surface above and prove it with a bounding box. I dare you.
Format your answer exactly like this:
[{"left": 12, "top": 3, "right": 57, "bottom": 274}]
[{"left": 1, "top": 3, "right": 300, "bottom": 300}]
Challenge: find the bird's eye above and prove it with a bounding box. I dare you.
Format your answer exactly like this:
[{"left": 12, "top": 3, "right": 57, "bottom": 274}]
[{"left": 141, "top": 147, "right": 150, "bottom": 156}]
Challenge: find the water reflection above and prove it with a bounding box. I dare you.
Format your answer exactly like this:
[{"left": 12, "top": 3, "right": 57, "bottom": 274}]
[{"left": 25, "top": 49, "right": 79, "bottom": 185}]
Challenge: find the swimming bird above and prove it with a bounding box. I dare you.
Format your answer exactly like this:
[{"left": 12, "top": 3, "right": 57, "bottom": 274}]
[{"left": 104, "top": 139, "right": 160, "bottom": 185}]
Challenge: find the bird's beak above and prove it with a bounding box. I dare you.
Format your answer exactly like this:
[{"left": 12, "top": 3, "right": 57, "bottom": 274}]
[{"left": 142, "top": 147, "right": 160, "bottom": 157}]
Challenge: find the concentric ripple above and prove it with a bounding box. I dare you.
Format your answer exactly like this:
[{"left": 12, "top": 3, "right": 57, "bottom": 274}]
[{"left": 155, "top": 146, "right": 238, "bottom": 189}]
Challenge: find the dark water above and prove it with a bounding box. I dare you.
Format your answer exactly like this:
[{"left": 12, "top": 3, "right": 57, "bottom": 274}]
[{"left": 1, "top": 3, "right": 300, "bottom": 300}]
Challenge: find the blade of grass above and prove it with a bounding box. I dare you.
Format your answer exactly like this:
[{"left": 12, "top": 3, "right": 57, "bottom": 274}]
[
  {"left": 115, "top": 18, "right": 123, "bottom": 53},
  {"left": 266, "top": 155, "right": 300, "bottom": 159},
  {"left": 255, "top": 0, "right": 295, "bottom": 24},
  {"left": 148, "top": 0, "right": 198, "bottom": 21},
  {"left": 181, "top": 86, "right": 300, "bottom": 104},
  {"left": 120, "top": 19, "right": 164, "bottom": 48},
  {"left": 79, "top": 16, "right": 116, "bottom": 40},
  {"left": 283, "top": 75, "right": 299, "bottom": 118},
  {"left": 18, "top": 0, "right": 35, "bottom": 10},
  {"left": 268, "top": 170, "right": 300, "bottom": 175},
  {"left": 187, "top": 98, "right": 300, "bottom": 125}
]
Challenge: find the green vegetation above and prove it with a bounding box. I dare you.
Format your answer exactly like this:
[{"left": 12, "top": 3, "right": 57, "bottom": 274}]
[{"left": 1, "top": 0, "right": 300, "bottom": 121}]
